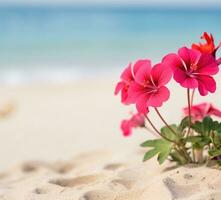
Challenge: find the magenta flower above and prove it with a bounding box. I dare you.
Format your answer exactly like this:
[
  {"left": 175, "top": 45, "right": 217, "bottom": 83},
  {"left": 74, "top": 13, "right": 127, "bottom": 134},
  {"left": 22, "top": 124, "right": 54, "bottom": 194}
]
[
  {"left": 163, "top": 47, "right": 219, "bottom": 96},
  {"left": 120, "top": 113, "right": 145, "bottom": 137},
  {"left": 183, "top": 103, "right": 221, "bottom": 121},
  {"left": 128, "top": 61, "right": 172, "bottom": 113},
  {"left": 115, "top": 60, "right": 152, "bottom": 104},
  {"left": 114, "top": 63, "right": 133, "bottom": 104}
]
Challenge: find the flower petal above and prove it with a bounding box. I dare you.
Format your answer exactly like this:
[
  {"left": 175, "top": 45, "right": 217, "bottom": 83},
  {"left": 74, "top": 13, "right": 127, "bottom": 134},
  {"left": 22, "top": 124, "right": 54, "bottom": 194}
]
[
  {"left": 172, "top": 67, "right": 187, "bottom": 84},
  {"left": 162, "top": 53, "right": 184, "bottom": 71},
  {"left": 136, "top": 94, "right": 150, "bottom": 114},
  {"left": 120, "top": 63, "right": 133, "bottom": 83},
  {"left": 146, "top": 86, "right": 170, "bottom": 107},
  {"left": 121, "top": 87, "right": 129, "bottom": 104},
  {"left": 203, "top": 32, "right": 214, "bottom": 44},
  {"left": 181, "top": 77, "right": 198, "bottom": 89},
  {"left": 128, "top": 82, "right": 145, "bottom": 102},
  {"left": 130, "top": 113, "right": 145, "bottom": 127},
  {"left": 183, "top": 102, "right": 208, "bottom": 121},
  {"left": 196, "top": 53, "right": 219, "bottom": 75},
  {"left": 120, "top": 120, "right": 132, "bottom": 137},
  {"left": 151, "top": 63, "right": 172, "bottom": 86},
  {"left": 133, "top": 59, "right": 151, "bottom": 76},
  {"left": 134, "top": 61, "right": 152, "bottom": 85},
  {"left": 178, "top": 47, "right": 201, "bottom": 67},
  {"left": 208, "top": 104, "right": 221, "bottom": 118},
  {"left": 197, "top": 75, "right": 216, "bottom": 96},
  {"left": 191, "top": 43, "right": 201, "bottom": 52},
  {"left": 114, "top": 81, "right": 125, "bottom": 95}
]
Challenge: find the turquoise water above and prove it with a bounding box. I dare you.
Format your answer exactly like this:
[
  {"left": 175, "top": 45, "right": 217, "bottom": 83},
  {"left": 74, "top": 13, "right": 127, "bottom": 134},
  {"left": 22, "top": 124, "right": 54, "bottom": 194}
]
[{"left": 0, "top": 6, "right": 221, "bottom": 83}]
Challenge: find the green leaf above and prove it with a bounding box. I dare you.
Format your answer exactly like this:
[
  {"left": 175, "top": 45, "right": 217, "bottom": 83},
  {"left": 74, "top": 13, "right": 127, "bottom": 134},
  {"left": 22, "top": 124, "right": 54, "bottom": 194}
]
[
  {"left": 203, "top": 117, "right": 213, "bottom": 133},
  {"left": 184, "top": 136, "right": 210, "bottom": 148},
  {"left": 170, "top": 150, "right": 188, "bottom": 165},
  {"left": 214, "top": 122, "right": 221, "bottom": 135},
  {"left": 213, "top": 134, "right": 221, "bottom": 147},
  {"left": 192, "top": 121, "right": 204, "bottom": 134},
  {"left": 141, "top": 140, "right": 158, "bottom": 147},
  {"left": 141, "top": 139, "right": 170, "bottom": 148},
  {"left": 141, "top": 139, "right": 172, "bottom": 164},
  {"left": 160, "top": 125, "right": 180, "bottom": 141},
  {"left": 184, "top": 136, "right": 203, "bottom": 143},
  {"left": 192, "top": 117, "right": 221, "bottom": 136},
  {"left": 143, "top": 149, "right": 158, "bottom": 161},
  {"left": 178, "top": 116, "right": 189, "bottom": 132},
  {"left": 157, "top": 148, "right": 171, "bottom": 164},
  {"left": 209, "top": 149, "right": 221, "bottom": 157}
]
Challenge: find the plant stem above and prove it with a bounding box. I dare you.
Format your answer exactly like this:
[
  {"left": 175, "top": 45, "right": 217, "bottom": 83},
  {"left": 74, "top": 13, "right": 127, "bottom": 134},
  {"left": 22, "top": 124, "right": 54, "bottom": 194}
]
[
  {"left": 154, "top": 108, "right": 192, "bottom": 162},
  {"left": 192, "top": 149, "right": 196, "bottom": 163},
  {"left": 175, "top": 146, "right": 190, "bottom": 164},
  {"left": 154, "top": 108, "right": 178, "bottom": 136},
  {"left": 146, "top": 113, "right": 192, "bottom": 163},
  {"left": 144, "top": 115, "right": 177, "bottom": 144},
  {"left": 190, "top": 89, "right": 195, "bottom": 107},
  {"left": 184, "top": 148, "right": 192, "bottom": 162},
  {"left": 210, "top": 131, "right": 217, "bottom": 149},
  {"left": 187, "top": 89, "right": 192, "bottom": 136}
]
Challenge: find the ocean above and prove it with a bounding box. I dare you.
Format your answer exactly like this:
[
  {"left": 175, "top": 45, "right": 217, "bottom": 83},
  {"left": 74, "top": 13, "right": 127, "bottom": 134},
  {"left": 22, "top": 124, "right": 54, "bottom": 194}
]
[{"left": 0, "top": 5, "right": 221, "bottom": 84}]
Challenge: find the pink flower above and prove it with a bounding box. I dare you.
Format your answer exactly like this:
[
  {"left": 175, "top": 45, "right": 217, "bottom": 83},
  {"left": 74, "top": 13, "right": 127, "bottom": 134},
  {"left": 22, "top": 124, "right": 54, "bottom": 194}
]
[
  {"left": 163, "top": 47, "right": 219, "bottom": 96},
  {"left": 114, "top": 63, "right": 133, "bottom": 104},
  {"left": 120, "top": 113, "right": 145, "bottom": 137},
  {"left": 128, "top": 61, "right": 172, "bottom": 113},
  {"left": 183, "top": 103, "right": 221, "bottom": 121},
  {"left": 115, "top": 60, "right": 152, "bottom": 104}
]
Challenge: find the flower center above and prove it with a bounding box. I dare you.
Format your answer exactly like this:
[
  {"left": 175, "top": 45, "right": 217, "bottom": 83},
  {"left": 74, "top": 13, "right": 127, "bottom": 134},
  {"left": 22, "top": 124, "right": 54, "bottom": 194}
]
[
  {"left": 186, "top": 64, "right": 198, "bottom": 77},
  {"left": 142, "top": 78, "right": 159, "bottom": 93},
  {"left": 190, "top": 63, "right": 198, "bottom": 71}
]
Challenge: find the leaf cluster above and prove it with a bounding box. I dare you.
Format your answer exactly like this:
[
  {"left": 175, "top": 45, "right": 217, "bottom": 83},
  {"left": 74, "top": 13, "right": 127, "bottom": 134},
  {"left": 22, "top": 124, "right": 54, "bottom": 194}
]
[{"left": 141, "top": 116, "right": 221, "bottom": 166}]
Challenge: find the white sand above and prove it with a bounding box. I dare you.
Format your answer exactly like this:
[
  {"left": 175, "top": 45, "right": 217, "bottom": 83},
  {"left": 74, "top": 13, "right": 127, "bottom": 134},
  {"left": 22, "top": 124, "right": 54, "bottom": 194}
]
[
  {"left": 0, "top": 78, "right": 150, "bottom": 170},
  {"left": 0, "top": 77, "right": 221, "bottom": 199},
  {"left": 0, "top": 150, "right": 221, "bottom": 200}
]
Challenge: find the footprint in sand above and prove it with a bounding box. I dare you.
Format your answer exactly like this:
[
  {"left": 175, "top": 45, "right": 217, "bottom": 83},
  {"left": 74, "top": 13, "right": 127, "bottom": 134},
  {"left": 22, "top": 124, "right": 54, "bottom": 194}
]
[
  {"left": 163, "top": 177, "right": 200, "bottom": 200},
  {"left": 22, "top": 160, "right": 74, "bottom": 174},
  {"left": 103, "top": 163, "right": 125, "bottom": 171},
  {"left": 49, "top": 174, "right": 105, "bottom": 187},
  {"left": 79, "top": 190, "right": 116, "bottom": 200},
  {"left": 80, "top": 190, "right": 144, "bottom": 200},
  {"left": 51, "top": 161, "right": 74, "bottom": 174},
  {"left": 33, "top": 187, "right": 48, "bottom": 194},
  {"left": 21, "top": 161, "right": 51, "bottom": 172},
  {"left": 109, "top": 178, "right": 135, "bottom": 190},
  {"left": 33, "top": 183, "right": 66, "bottom": 195}
]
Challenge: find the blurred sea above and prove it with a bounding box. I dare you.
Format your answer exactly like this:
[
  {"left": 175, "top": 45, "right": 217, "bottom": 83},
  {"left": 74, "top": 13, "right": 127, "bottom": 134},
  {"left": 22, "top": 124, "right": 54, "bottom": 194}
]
[{"left": 0, "top": 5, "right": 221, "bottom": 84}]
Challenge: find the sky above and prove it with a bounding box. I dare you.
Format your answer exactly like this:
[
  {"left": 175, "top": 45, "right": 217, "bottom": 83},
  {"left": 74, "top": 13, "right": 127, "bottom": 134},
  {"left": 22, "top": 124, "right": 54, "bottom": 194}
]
[{"left": 0, "top": 0, "right": 220, "bottom": 7}]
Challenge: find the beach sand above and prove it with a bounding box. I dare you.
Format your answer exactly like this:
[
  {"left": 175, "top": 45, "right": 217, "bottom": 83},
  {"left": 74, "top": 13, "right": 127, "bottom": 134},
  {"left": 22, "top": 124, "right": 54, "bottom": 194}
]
[
  {"left": 0, "top": 78, "right": 221, "bottom": 199},
  {"left": 1, "top": 150, "right": 221, "bottom": 200}
]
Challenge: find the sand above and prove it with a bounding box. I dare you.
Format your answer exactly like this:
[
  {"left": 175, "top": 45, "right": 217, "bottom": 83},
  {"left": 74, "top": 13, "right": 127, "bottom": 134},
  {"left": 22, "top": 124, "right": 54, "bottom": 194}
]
[
  {"left": 1, "top": 150, "right": 221, "bottom": 200},
  {"left": 0, "top": 78, "right": 221, "bottom": 199}
]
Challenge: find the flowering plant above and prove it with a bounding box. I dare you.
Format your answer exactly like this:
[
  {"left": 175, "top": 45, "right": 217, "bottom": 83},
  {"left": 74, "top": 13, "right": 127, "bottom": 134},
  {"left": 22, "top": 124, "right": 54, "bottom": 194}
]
[{"left": 115, "top": 32, "right": 221, "bottom": 165}]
